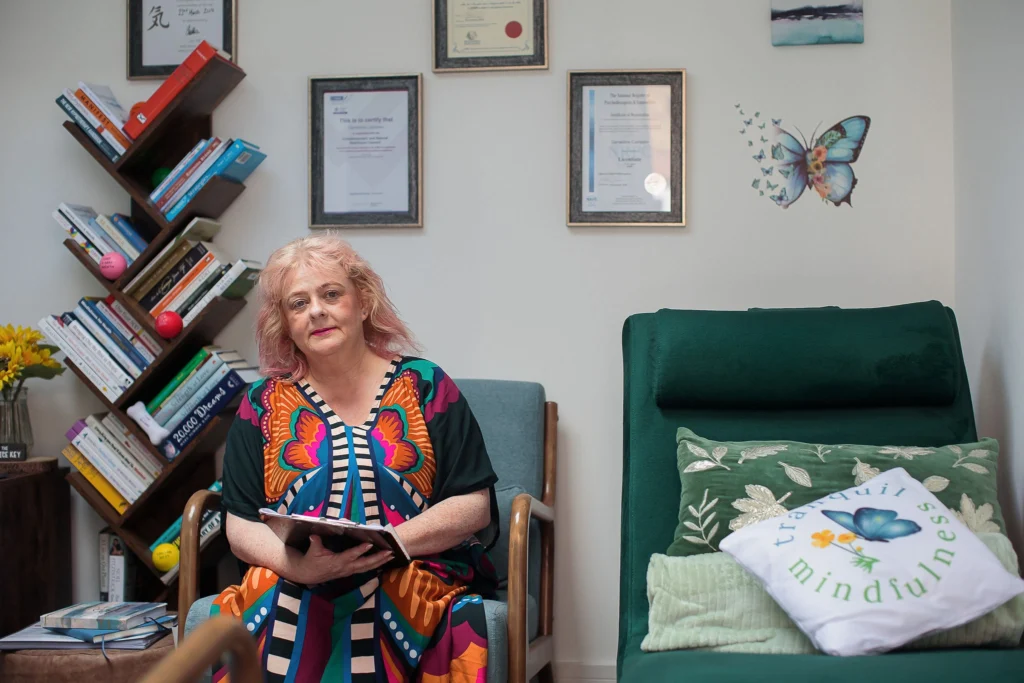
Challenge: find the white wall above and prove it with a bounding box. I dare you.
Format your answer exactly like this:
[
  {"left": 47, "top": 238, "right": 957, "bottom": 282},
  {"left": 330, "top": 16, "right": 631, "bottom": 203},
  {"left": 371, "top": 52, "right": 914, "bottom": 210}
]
[
  {"left": 952, "top": 0, "right": 1024, "bottom": 555},
  {"left": 0, "top": 0, "right": 955, "bottom": 672}
]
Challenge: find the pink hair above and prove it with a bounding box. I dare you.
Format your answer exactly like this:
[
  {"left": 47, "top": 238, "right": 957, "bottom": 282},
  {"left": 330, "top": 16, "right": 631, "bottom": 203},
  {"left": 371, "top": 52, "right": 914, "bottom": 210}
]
[{"left": 255, "top": 232, "right": 419, "bottom": 380}]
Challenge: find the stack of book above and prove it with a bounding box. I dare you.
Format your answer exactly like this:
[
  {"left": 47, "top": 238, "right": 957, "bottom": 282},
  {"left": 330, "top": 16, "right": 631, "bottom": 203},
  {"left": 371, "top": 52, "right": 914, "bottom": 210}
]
[
  {"left": 55, "top": 81, "right": 133, "bottom": 164},
  {"left": 122, "top": 217, "right": 262, "bottom": 328},
  {"left": 0, "top": 603, "right": 175, "bottom": 651},
  {"left": 52, "top": 203, "right": 149, "bottom": 267},
  {"left": 61, "top": 414, "right": 164, "bottom": 511},
  {"left": 39, "top": 295, "right": 164, "bottom": 402},
  {"left": 150, "top": 135, "right": 265, "bottom": 222},
  {"left": 143, "top": 345, "right": 261, "bottom": 460}
]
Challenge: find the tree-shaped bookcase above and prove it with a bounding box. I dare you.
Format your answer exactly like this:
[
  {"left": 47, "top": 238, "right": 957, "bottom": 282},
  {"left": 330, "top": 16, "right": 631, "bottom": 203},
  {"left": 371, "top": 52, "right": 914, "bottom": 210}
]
[{"left": 61, "top": 55, "right": 249, "bottom": 602}]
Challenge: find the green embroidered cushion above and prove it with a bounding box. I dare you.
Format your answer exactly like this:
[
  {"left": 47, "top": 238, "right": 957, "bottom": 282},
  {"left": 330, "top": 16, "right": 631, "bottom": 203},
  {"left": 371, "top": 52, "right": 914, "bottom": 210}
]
[{"left": 668, "top": 427, "right": 1005, "bottom": 557}]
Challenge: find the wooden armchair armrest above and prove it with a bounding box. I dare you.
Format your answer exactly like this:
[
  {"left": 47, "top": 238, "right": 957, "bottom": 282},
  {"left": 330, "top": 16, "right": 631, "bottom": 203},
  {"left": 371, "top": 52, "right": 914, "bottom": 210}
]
[
  {"left": 140, "top": 614, "right": 260, "bottom": 683},
  {"left": 178, "top": 489, "right": 223, "bottom": 642},
  {"left": 508, "top": 492, "right": 555, "bottom": 683}
]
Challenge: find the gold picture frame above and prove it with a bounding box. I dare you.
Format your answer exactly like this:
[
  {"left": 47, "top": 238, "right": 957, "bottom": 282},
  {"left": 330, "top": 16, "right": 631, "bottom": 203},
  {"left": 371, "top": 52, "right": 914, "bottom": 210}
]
[{"left": 433, "top": 0, "right": 549, "bottom": 73}]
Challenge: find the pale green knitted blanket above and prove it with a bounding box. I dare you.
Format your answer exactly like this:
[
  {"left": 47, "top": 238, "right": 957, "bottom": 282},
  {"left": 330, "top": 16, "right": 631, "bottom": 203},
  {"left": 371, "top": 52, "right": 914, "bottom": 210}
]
[{"left": 642, "top": 532, "right": 1024, "bottom": 654}]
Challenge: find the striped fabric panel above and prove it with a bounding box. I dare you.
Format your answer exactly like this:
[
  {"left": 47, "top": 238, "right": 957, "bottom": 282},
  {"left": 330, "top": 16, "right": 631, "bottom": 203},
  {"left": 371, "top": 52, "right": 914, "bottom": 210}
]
[
  {"left": 386, "top": 468, "right": 428, "bottom": 512},
  {"left": 351, "top": 428, "right": 380, "bottom": 525},
  {"left": 264, "top": 581, "right": 306, "bottom": 681},
  {"left": 349, "top": 592, "right": 377, "bottom": 680},
  {"left": 275, "top": 470, "right": 318, "bottom": 514}
]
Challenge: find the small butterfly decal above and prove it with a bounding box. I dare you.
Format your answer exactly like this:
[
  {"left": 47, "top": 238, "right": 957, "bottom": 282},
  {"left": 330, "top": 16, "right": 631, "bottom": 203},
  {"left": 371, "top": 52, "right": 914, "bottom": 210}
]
[
  {"left": 761, "top": 167, "right": 774, "bottom": 176},
  {"left": 748, "top": 140, "right": 754, "bottom": 147},
  {"left": 766, "top": 181, "right": 778, "bottom": 190},
  {"left": 754, "top": 112, "right": 760, "bottom": 118},
  {"left": 753, "top": 150, "right": 766, "bottom": 161},
  {"left": 735, "top": 103, "right": 741, "bottom": 109},
  {"left": 772, "top": 118, "right": 782, "bottom": 126},
  {"left": 740, "top": 109, "right": 746, "bottom": 115},
  {"left": 761, "top": 136, "right": 768, "bottom": 143},
  {"left": 752, "top": 179, "right": 761, "bottom": 189},
  {"left": 822, "top": 508, "right": 922, "bottom": 543},
  {"left": 740, "top": 128, "right": 746, "bottom": 134},
  {"left": 744, "top": 119, "right": 753, "bottom": 126},
  {"left": 770, "top": 188, "right": 788, "bottom": 204},
  {"left": 759, "top": 122, "right": 767, "bottom": 129},
  {"left": 760, "top": 190, "right": 765, "bottom": 196}
]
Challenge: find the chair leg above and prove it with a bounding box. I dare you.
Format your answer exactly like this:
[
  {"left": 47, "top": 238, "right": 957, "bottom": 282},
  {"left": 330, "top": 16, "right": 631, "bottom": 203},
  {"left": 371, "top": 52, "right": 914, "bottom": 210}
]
[{"left": 536, "top": 662, "right": 555, "bottom": 683}]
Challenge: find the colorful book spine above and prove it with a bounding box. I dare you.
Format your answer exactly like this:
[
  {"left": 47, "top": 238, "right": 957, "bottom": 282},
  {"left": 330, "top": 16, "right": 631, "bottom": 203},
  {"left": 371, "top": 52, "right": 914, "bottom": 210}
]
[
  {"left": 74, "top": 303, "right": 143, "bottom": 378},
  {"left": 149, "top": 481, "right": 223, "bottom": 552},
  {"left": 55, "top": 94, "right": 120, "bottom": 163},
  {"left": 95, "top": 215, "right": 140, "bottom": 260},
  {"left": 145, "top": 347, "right": 212, "bottom": 414},
  {"left": 79, "top": 299, "right": 149, "bottom": 374},
  {"left": 60, "top": 312, "right": 133, "bottom": 392},
  {"left": 62, "top": 445, "right": 129, "bottom": 514},
  {"left": 109, "top": 214, "right": 149, "bottom": 254},
  {"left": 165, "top": 140, "right": 252, "bottom": 221},
  {"left": 161, "top": 360, "right": 235, "bottom": 430},
  {"left": 88, "top": 298, "right": 155, "bottom": 364},
  {"left": 149, "top": 139, "right": 210, "bottom": 203},
  {"left": 160, "top": 370, "right": 249, "bottom": 460},
  {"left": 152, "top": 353, "right": 227, "bottom": 425},
  {"left": 52, "top": 209, "right": 102, "bottom": 264},
  {"left": 156, "top": 138, "right": 223, "bottom": 210},
  {"left": 106, "top": 297, "right": 162, "bottom": 357},
  {"left": 39, "top": 316, "right": 119, "bottom": 400}
]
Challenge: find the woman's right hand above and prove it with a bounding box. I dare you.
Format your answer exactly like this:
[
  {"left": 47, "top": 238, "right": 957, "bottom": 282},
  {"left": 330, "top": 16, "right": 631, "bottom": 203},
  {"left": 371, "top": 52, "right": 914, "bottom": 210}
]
[{"left": 294, "top": 536, "right": 394, "bottom": 585}]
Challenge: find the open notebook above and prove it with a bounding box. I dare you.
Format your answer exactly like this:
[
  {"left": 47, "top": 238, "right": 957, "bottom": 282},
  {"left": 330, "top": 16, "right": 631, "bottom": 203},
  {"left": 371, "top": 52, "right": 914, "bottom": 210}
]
[{"left": 259, "top": 508, "right": 411, "bottom": 570}]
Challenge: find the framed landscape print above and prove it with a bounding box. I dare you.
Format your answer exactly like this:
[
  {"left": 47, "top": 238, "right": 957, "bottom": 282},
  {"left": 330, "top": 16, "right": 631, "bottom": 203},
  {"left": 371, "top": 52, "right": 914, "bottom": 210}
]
[
  {"left": 567, "top": 69, "right": 686, "bottom": 227},
  {"left": 433, "top": 0, "right": 548, "bottom": 72},
  {"left": 309, "top": 74, "right": 423, "bottom": 229}
]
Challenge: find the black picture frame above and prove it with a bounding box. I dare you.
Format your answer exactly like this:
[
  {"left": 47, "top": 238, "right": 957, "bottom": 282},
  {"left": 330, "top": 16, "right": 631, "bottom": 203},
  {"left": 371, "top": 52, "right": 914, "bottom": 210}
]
[
  {"left": 433, "top": 0, "right": 548, "bottom": 72},
  {"left": 567, "top": 69, "right": 686, "bottom": 227},
  {"left": 127, "top": 0, "right": 237, "bottom": 80},
  {"left": 309, "top": 74, "right": 423, "bottom": 229}
]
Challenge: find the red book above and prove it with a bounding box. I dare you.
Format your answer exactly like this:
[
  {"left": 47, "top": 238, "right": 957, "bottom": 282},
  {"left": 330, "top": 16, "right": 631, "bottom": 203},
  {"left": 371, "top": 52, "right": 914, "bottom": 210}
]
[{"left": 124, "top": 41, "right": 223, "bottom": 139}]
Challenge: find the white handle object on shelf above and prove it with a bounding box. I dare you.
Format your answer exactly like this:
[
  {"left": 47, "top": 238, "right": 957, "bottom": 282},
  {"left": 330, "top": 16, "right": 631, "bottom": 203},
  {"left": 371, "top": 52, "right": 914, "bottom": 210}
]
[{"left": 127, "top": 401, "right": 170, "bottom": 445}]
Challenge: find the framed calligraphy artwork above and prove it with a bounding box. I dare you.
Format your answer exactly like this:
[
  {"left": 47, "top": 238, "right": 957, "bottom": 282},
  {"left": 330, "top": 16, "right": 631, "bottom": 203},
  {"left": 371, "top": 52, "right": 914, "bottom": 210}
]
[{"left": 128, "top": 0, "right": 237, "bottom": 79}]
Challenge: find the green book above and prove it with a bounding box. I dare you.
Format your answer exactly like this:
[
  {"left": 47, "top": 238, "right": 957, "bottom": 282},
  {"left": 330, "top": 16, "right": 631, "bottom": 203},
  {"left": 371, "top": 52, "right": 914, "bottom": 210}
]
[{"left": 145, "top": 347, "right": 214, "bottom": 414}]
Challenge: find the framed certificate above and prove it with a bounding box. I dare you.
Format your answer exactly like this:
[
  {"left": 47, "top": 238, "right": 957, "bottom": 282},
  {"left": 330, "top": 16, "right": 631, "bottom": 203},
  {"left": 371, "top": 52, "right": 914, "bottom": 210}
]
[
  {"left": 309, "top": 74, "right": 423, "bottom": 229},
  {"left": 433, "top": 0, "right": 548, "bottom": 72},
  {"left": 567, "top": 70, "right": 686, "bottom": 227},
  {"left": 127, "top": 0, "right": 237, "bottom": 79}
]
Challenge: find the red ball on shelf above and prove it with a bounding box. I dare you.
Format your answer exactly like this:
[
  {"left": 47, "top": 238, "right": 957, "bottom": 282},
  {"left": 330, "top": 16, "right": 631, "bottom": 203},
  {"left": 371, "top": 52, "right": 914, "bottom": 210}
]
[{"left": 155, "top": 311, "right": 183, "bottom": 339}]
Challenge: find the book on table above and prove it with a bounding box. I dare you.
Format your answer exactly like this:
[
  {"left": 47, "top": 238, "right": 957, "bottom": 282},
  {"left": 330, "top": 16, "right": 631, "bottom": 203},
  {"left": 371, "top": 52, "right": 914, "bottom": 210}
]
[
  {"left": 39, "top": 601, "right": 166, "bottom": 630},
  {"left": 258, "top": 508, "right": 411, "bottom": 569},
  {"left": 0, "top": 621, "right": 169, "bottom": 651}
]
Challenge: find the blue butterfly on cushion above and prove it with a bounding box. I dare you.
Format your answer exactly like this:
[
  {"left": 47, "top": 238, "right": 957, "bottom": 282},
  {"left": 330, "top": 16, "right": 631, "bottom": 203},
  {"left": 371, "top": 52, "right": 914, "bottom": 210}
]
[
  {"left": 822, "top": 507, "right": 921, "bottom": 542},
  {"left": 770, "top": 116, "right": 871, "bottom": 208}
]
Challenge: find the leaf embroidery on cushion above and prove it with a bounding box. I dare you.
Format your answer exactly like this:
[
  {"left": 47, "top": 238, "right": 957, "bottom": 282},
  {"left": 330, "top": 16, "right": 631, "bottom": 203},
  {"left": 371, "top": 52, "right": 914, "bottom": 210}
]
[
  {"left": 728, "top": 484, "right": 791, "bottom": 530},
  {"left": 806, "top": 445, "right": 831, "bottom": 462},
  {"left": 682, "top": 488, "right": 720, "bottom": 549},
  {"left": 682, "top": 442, "right": 730, "bottom": 472},
  {"left": 852, "top": 457, "right": 880, "bottom": 485},
  {"left": 877, "top": 446, "right": 935, "bottom": 460},
  {"left": 952, "top": 448, "right": 991, "bottom": 475},
  {"left": 737, "top": 444, "right": 788, "bottom": 464},
  {"left": 779, "top": 461, "right": 812, "bottom": 487},
  {"left": 921, "top": 475, "right": 950, "bottom": 492},
  {"left": 953, "top": 493, "right": 1001, "bottom": 534}
]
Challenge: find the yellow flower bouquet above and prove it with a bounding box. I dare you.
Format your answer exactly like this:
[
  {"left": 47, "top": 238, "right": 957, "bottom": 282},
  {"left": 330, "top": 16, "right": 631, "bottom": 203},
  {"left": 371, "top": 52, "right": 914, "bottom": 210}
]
[{"left": 0, "top": 324, "right": 65, "bottom": 456}]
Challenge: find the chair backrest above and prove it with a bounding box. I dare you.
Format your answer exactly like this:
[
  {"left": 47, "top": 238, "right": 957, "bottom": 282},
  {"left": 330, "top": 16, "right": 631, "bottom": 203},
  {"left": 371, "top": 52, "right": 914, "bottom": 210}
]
[
  {"left": 618, "top": 301, "right": 977, "bottom": 667},
  {"left": 457, "top": 378, "right": 545, "bottom": 597}
]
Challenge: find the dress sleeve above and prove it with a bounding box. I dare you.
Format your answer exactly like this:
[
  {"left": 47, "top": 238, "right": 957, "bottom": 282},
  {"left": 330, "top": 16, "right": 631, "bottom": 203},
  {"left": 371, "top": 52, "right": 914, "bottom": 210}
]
[
  {"left": 423, "top": 366, "right": 500, "bottom": 549},
  {"left": 221, "top": 389, "right": 266, "bottom": 523}
]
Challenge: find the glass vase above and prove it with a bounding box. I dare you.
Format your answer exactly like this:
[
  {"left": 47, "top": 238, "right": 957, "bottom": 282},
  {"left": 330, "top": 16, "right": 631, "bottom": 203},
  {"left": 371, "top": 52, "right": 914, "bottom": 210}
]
[{"left": 0, "top": 389, "right": 33, "bottom": 456}]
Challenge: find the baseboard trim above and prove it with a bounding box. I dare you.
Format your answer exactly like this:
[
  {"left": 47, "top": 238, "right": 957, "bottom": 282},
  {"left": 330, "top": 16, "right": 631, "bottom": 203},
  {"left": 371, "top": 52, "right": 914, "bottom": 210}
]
[{"left": 554, "top": 662, "right": 616, "bottom": 682}]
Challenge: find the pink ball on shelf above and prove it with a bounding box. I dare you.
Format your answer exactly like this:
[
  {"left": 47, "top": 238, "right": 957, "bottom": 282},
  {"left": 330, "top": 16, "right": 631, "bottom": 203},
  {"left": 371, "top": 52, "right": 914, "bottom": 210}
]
[
  {"left": 155, "top": 311, "right": 183, "bottom": 339},
  {"left": 99, "top": 252, "right": 127, "bottom": 280}
]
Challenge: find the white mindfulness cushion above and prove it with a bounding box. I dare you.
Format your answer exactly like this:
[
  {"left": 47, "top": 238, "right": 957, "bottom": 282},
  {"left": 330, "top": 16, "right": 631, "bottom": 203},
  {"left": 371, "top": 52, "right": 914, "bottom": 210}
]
[{"left": 719, "top": 467, "right": 1024, "bottom": 656}]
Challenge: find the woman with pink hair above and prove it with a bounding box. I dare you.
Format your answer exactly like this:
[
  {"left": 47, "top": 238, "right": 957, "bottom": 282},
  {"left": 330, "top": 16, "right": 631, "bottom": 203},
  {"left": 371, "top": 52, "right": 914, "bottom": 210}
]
[{"left": 212, "top": 233, "right": 499, "bottom": 682}]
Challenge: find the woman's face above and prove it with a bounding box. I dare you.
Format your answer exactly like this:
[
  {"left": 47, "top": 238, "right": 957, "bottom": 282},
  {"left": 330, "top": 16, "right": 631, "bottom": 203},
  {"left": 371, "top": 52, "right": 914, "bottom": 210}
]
[{"left": 282, "top": 263, "right": 367, "bottom": 361}]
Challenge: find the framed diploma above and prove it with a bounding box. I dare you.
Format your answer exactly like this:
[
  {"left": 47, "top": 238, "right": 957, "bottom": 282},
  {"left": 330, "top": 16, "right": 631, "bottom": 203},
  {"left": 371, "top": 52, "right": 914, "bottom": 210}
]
[
  {"left": 567, "top": 70, "right": 686, "bottom": 227},
  {"left": 127, "top": 0, "right": 237, "bottom": 79},
  {"left": 433, "top": 0, "right": 548, "bottom": 72},
  {"left": 309, "top": 74, "right": 423, "bottom": 229}
]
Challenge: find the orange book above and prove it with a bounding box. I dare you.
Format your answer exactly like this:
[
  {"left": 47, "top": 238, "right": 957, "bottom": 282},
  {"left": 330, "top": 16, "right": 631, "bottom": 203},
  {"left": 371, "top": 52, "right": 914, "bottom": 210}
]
[
  {"left": 73, "top": 89, "right": 132, "bottom": 150},
  {"left": 149, "top": 251, "right": 215, "bottom": 317},
  {"left": 62, "top": 445, "right": 129, "bottom": 514}
]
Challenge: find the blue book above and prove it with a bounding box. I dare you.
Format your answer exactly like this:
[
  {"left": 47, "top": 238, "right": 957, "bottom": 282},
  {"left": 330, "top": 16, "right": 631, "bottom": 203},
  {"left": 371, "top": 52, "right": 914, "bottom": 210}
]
[
  {"left": 164, "top": 140, "right": 266, "bottom": 221},
  {"left": 218, "top": 140, "right": 266, "bottom": 183},
  {"left": 149, "top": 139, "right": 211, "bottom": 203},
  {"left": 109, "top": 214, "right": 149, "bottom": 254},
  {"left": 159, "top": 367, "right": 260, "bottom": 459},
  {"left": 88, "top": 218, "right": 132, "bottom": 264},
  {"left": 79, "top": 299, "right": 149, "bottom": 374},
  {"left": 55, "top": 95, "right": 120, "bottom": 163}
]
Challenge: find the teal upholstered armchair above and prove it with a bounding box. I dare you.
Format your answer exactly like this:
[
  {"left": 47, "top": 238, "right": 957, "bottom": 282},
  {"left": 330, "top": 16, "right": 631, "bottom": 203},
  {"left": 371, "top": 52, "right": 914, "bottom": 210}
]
[
  {"left": 178, "top": 379, "right": 556, "bottom": 683},
  {"left": 618, "top": 301, "right": 1024, "bottom": 682}
]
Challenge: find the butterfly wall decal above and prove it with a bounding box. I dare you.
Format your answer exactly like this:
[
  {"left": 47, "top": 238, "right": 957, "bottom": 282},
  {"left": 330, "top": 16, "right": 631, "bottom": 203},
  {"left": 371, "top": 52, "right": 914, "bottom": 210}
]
[
  {"left": 765, "top": 181, "right": 778, "bottom": 190},
  {"left": 744, "top": 118, "right": 753, "bottom": 126},
  {"left": 771, "top": 115, "right": 871, "bottom": 208},
  {"left": 759, "top": 122, "right": 767, "bottom": 129},
  {"left": 754, "top": 112, "right": 760, "bottom": 118},
  {"left": 822, "top": 507, "right": 921, "bottom": 543},
  {"left": 772, "top": 118, "right": 782, "bottom": 125},
  {"left": 753, "top": 150, "right": 766, "bottom": 161},
  {"left": 761, "top": 167, "right": 774, "bottom": 176},
  {"left": 751, "top": 179, "right": 761, "bottom": 189},
  {"left": 760, "top": 136, "right": 768, "bottom": 143}
]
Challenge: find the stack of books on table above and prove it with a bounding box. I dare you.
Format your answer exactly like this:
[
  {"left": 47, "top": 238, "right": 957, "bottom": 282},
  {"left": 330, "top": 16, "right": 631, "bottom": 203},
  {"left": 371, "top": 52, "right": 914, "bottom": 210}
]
[
  {"left": 122, "top": 217, "right": 263, "bottom": 328},
  {"left": 0, "top": 603, "right": 175, "bottom": 651},
  {"left": 54, "top": 81, "right": 133, "bottom": 164},
  {"left": 143, "top": 346, "right": 261, "bottom": 461},
  {"left": 39, "top": 296, "right": 163, "bottom": 402},
  {"left": 52, "top": 202, "right": 150, "bottom": 267},
  {"left": 61, "top": 412, "right": 165, "bottom": 512}
]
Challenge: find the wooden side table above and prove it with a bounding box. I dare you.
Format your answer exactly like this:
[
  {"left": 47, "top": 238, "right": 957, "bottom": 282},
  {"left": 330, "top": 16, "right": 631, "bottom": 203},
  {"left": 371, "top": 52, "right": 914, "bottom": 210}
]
[
  {"left": 0, "top": 632, "right": 173, "bottom": 682},
  {"left": 0, "top": 458, "right": 72, "bottom": 638}
]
